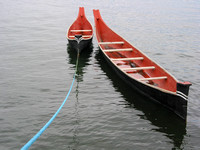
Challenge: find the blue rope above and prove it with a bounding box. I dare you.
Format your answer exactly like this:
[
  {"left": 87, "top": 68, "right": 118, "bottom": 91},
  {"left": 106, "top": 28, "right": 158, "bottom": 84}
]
[{"left": 21, "top": 53, "right": 79, "bottom": 150}]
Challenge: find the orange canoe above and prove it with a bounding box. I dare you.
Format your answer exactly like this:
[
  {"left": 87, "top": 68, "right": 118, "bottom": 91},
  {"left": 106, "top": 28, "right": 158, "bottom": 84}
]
[
  {"left": 67, "top": 7, "right": 93, "bottom": 53},
  {"left": 93, "top": 9, "right": 191, "bottom": 120}
]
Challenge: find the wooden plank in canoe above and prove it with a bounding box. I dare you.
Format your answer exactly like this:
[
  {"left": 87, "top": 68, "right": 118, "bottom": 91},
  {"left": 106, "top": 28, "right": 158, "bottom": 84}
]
[
  {"left": 111, "top": 57, "right": 144, "bottom": 61},
  {"left": 103, "top": 48, "right": 133, "bottom": 52},
  {"left": 122, "top": 66, "right": 155, "bottom": 71},
  {"left": 99, "top": 41, "right": 124, "bottom": 45},
  {"left": 139, "top": 76, "right": 167, "bottom": 81},
  {"left": 70, "top": 30, "right": 92, "bottom": 32}
]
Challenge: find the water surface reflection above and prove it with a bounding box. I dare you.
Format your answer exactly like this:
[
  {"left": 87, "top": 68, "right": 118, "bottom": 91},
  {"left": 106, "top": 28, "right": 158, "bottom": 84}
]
[
  {"left": 67, "top": 44, "right": 93, "bottom": 149},
  {"left": 67, "top": 43, "right": 93, "bottom": 81},
  {"left": 95, "top": 49, "right": 186, "bottom": 149}
]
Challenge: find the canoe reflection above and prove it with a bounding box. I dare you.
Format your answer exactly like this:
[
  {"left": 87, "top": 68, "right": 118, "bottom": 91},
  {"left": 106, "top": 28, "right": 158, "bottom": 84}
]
[
  {"left": 66, "top": 43, "right": 93, "bottom": 149},
  {"left": 95, "top": 49, "right": 186, "bottom": 149},
  {"left": 67, "top": 43, "right": 93, "bottom": 82}
]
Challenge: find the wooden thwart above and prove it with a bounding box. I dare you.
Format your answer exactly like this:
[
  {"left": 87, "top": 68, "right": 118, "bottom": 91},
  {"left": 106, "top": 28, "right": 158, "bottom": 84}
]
[
  {"left": 122, "top": 66, "right": 155, "bottom": 71},
  {"left": 103, "top": 48, "right": 133, "bottom": 52},
  {"left": 70, "top": 30, "right": 92, "bottom": 32},
  {"left": 111, "top": 57, "right": 144, "bottom": 61},
  {"left": 139, "top": 76, "right": 167, "bottom": 81},
  {"left": 99, "top": 41, "right": 124, "bottom": 45}
]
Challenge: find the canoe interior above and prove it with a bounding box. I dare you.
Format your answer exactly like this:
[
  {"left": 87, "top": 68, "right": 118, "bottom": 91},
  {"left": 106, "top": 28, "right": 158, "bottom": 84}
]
[
  {"left": 93, "top": 9, "right": 178, "bottom": 93},
  {"left": 67, "top": 7, "right": 93, "bottom": 40}
]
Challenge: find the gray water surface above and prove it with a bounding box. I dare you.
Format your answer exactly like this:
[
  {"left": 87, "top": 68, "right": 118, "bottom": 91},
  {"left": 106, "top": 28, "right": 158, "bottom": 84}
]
[{"left": 0, "top": 0, "right": 200, "bottom": 149}]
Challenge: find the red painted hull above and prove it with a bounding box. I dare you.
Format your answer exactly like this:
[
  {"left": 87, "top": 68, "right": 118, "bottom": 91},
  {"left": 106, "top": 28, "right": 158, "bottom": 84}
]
[
  {"left": 93, "top": 9, "right": 191, "bottom": 120},
  {"left": 67, "top": 7, "right": 93, "bottom": 53}
]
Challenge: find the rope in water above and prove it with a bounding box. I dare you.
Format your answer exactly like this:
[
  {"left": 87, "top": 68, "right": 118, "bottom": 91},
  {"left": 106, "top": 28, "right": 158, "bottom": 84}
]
[{"left": 21, "top": 52, "right": 80, "bottom": 150}]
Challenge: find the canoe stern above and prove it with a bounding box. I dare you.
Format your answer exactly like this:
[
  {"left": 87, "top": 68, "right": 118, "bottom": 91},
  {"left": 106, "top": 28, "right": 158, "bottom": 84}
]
[{"left": 177, "top": 82, "right": 192, "bottom": 97}]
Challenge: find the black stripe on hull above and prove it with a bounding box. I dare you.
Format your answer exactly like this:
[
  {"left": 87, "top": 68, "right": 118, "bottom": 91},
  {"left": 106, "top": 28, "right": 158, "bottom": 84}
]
[
  {"left": 68, "top": 38, "right": 93, "bottom": 53},
  {"left": 100, "top": 50, "right": 187, "bottom": 120}
]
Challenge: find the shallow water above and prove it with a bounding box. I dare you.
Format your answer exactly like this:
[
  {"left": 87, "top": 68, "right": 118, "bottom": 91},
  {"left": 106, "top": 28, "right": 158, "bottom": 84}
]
[{"left": 0, "top": 0, "right": 199, "bottom": 149}]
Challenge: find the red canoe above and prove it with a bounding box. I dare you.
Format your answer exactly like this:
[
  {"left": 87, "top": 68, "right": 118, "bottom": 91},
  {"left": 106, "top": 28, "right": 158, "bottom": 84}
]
[
  {"left": 93, "top": 9, "right": 191, "bottom": 120},
  {"left": 67, "top": 7, "right": 93, "bottom": 53}
]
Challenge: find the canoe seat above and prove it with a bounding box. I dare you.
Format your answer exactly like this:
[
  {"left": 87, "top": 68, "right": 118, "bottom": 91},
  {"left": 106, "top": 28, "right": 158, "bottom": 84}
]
[
  {"left": 69, "top": 35, "right": 92, "bottom": 38},
  {"left": 111, "top": 57, "right": 144, "bottom": 61},
  {"left": 122, "top": 66, "right": 155, "bottom": 71},
  {"left": 103, "top": 48, "right": 133, "bottom": 52},
  {"left": 70, "top": 30, "right": 92, "bottom": 32},
  {"left": 99, "top": 41, "right": 124, "bottom": 45},
  {"left": 138, "top": 76, "right": 167, "bottom": 81}
]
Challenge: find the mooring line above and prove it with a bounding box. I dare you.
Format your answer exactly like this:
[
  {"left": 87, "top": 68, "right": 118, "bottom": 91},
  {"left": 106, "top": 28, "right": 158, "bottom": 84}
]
[{"left": 21, "top": 51, "right": 80, "bottom": 150}]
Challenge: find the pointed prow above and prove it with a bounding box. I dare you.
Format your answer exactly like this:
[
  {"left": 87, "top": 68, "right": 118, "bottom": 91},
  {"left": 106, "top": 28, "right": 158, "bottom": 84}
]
[{"left": 93, "top": 9, "right": 101, "bottom": 20}]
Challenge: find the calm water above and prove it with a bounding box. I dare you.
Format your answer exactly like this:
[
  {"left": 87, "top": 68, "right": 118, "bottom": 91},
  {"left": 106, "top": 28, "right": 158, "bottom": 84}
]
[{"left": 0, "top": 0, "right": 200, "bottom": 149}]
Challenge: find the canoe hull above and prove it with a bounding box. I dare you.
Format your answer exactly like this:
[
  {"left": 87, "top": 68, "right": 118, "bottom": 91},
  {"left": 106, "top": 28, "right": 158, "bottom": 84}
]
[
  {"left": 93, "top": 9, "right": 191, "bottom": 121},
  {"left": 68, "top": 38, "right": 92, "bottom": 53},
  {"left": 100, "top": 50, "right": 187, "bottom": 120}
]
